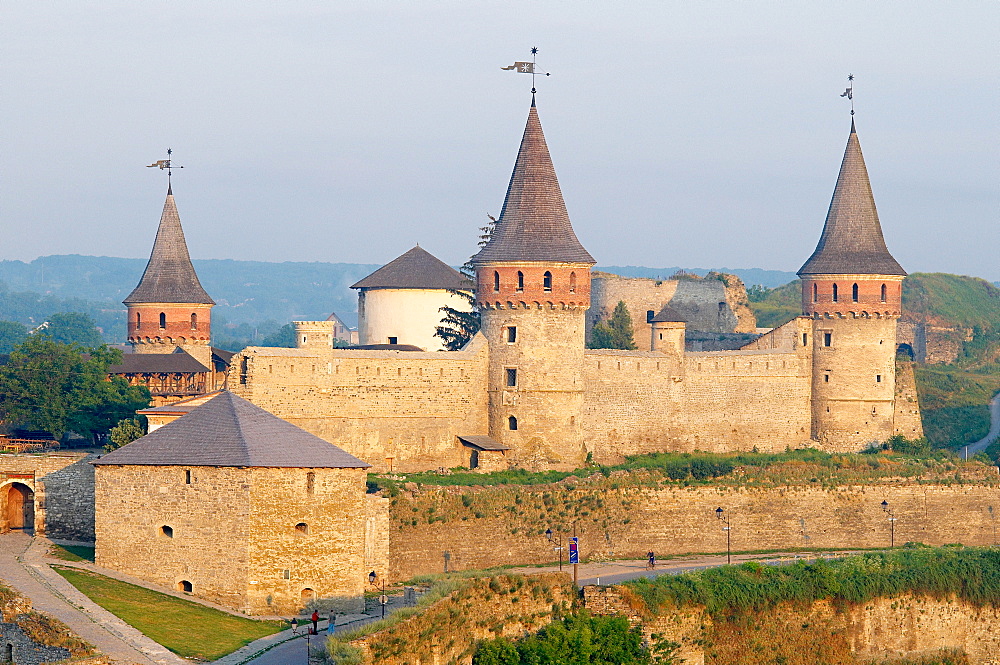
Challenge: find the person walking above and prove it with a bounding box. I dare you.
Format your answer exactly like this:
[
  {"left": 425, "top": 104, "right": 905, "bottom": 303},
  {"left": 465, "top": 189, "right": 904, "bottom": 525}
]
[
  {"left": 311, "top": 610, "right": 320, "bottom": 634},
  {"left": 647, "top": 551, "right": 656, "bottom": 570},
  {"left": 327, "top": 612, "right": 337, "bottom": 635}
]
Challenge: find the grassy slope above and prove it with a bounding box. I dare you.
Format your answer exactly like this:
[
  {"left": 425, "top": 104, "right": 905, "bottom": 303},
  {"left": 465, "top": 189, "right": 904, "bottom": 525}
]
[{"left": 54, "top": 567, "right": 283, "bottom": 660}]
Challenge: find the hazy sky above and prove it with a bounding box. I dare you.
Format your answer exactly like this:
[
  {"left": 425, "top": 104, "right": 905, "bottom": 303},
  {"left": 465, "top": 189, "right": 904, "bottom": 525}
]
[{"left": 3, "top": 2, "right": 997, "bottom": 280}]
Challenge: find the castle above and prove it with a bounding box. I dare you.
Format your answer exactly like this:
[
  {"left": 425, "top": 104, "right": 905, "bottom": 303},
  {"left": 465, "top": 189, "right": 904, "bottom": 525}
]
[{"left": 125, "top": 96, "right": 923, "bottom": 473}]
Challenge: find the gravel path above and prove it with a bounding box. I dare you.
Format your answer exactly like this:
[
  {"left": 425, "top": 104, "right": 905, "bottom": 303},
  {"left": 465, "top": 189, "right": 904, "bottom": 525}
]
[{"left": 962, "top": 392, "right": 1000, "bottom": 459}]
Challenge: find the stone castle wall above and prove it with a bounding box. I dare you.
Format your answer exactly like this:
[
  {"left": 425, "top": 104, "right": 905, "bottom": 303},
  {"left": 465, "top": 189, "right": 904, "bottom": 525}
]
[
  {"left": 232, "top": 337, "right": 490, "bottom": 473},
  {"left": 894, "top": 360, "right": 925, "bottom": 439},
  {"left": 386, "top": 481, "right": 1000, "bottom": 581},
  {"left": 581, "top": 343, "right": 813, "bottom": 463},
  {"left": 589, "top": 274, "right": 756, "bottom": 346},
  {"left": 0, "top": 453, "right": 96, "bottom": 540}
]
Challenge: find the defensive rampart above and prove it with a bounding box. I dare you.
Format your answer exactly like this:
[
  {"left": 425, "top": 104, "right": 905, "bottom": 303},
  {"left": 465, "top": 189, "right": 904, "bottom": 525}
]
[{"left": 386, "top": 480, "right": 1000, "bottom": 581}]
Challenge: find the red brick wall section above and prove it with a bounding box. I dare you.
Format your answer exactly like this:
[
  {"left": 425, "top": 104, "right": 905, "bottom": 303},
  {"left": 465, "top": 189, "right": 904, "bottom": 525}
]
[
  {"left": 800, "top": 277, "right": 902, "bottom": 318},
  {"left": 127, "top": 304, "right": 212, "bottom": 345},
  {"left": 476, "top": 264, "right": 591, "bottom": 309}
]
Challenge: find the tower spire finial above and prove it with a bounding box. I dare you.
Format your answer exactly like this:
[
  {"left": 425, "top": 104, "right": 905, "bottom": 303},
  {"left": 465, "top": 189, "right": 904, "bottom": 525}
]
[
  {"left": 500, "top": 47, "right": 551, "bottom": 98},
  {"left": 840, "top": 74, "right": 855, "bottom": 117},
  {"left": 146, "top": 148, "right": 184, "bottom": 192}
]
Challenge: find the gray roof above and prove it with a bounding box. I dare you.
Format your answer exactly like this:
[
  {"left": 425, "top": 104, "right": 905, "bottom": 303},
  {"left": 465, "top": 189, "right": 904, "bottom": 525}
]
[
  {"left": 94, "top": 391, "right": 370, "bottom": 468},
  {"left": 351, "top": 246, "right": 471, "bottom": 290},
  {"left": 798, "top": 121, "right": 906, "bottom": 277},
  {"left": 474, "top": 99, "right": 595, "bottom": 265},
  {"left": 107, "top": 349, "right": 209, "bottom": 374},
  {"left": 651, "top": 305, "right": 687, "bottom": 323},
  {"left": 124, "top": 188, "right": 216, "bottom": 305},
  {"left": 457, "top": 435, "right": 511, "bottom": 451}
]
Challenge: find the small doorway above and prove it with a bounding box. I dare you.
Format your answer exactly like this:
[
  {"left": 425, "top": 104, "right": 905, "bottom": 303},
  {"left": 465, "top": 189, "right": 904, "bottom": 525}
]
[
  {"left": 301, "top": 587, "right": 316, "bottom": 607},
  {"left": 6, "top": 483, "right": 34, "bottom": 532}
]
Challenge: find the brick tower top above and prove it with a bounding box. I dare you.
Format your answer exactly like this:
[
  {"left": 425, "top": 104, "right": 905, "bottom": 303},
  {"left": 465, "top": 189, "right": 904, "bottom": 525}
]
[
  {"left": 124, "top": 186, "right": 215, "bottom": 305},
  {"left": 798, "top": 120, "right": 905, "bottom": 278},
  {"left": 473, "top": 97, "right": 595, "bottom": 266}
]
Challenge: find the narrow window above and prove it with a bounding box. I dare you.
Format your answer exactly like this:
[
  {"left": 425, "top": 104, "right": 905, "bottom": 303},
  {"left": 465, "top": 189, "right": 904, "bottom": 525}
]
[
  {"left": 161, "top": 525, "right": 173, "bottom": 538},
  {"left": 852, "top": 283, "right": 859, "bottom": 303},
  {"left": 824, "top": 332, "right": 832, "bottom": 347},
  {"left": 282, "top": 569, "right": 291, "bottom": 580},
  {"left": 190, "top": 313, "right": 198, "bottom": 330},
  {"left": 493, "top": 271, "right": 500, "bottom": 293},
  {"left": 178, "top": 580, "right": 192, "bottom": 593},
  {"left": 301, "top": 335, "right": 308, "bottom": 344},
  {"left": 295, "top": 523, "right": 309, "bottom": 535},
  {"left": 159, "top": 312, "right": 166, "bottom": 329},
  {"left": 516, "top": 271, "right": 524, "bottom": 292},
  {"left": 812, "top": 283, "right": 818, "bottom": 303},
  {"left": 802, "top": 333, "right": 808, "bottom": 346},
  {"left": 646, "top": 310, "right": 655, "bottom": 323},
  {"left": 507, "top": 327, "right": 517, "bottom": 343},
  {"left": 185, "top": 470, "right": 191, "bottom": 484},
  {"left": 388, "top": 336, "right": 398, "bottom": 345},
  {"left": 506, "top": 368, "right": 517, "bottom": 387},
  {"left": 240, "top": 357, "right": 248, "bottom": 384},
  {"left": 880, "top": 284, "right": 887, "bottom": 303},
  {"left": 569, "top": 272, "right": 576, "bottom": 293},
  {"left": 876, "top": 374, "right": 882, "bottom": 383},
  {"left": 824, "top": 374, "right": 830, "bottom": 383},
  {"left": 832, "top": 284, "right": 839, "bottom": 302},
  {"left": 543, "top": 271, "right": 552, "bottom": 292},
  {"left": 306, "top": 472, "right": 315, "bottom": 495},
  {"left": 508, "top": 416, "right": 518, "bottom": 431},
  {"left": 659, "top": 333, "right": 663, "bottom": 340},
  {"left": 136, "top": 312, "right": 141, "bottom": 329}
]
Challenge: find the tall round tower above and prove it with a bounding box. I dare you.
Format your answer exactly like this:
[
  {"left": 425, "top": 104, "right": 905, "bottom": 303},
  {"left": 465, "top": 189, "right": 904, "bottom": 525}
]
[
  {"left": 123, "top": 185, "right": 215, "bottom": 367},
  {"left": 472, "top": 96, "right": 596, "bottom": 470},
  {"left": 798, "top": 119, "right": 906, "bottom": 451}
]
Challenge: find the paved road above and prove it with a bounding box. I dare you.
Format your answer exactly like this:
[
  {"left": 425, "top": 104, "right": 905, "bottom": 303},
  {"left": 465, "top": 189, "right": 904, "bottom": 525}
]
[{"left": 962, "top": 392, "right": 1000, "bottom": 459}]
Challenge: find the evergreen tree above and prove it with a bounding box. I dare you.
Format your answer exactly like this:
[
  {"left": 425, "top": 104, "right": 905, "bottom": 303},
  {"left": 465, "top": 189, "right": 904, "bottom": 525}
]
[
  {"left": 587, "top": 301, "right": 637, "bottom": 350},
  {"left": 435, "top": 214, "right": 495, "bottom": 351},
  {"left": 0, "top": 321, "right": 28, "bottom": 352}
]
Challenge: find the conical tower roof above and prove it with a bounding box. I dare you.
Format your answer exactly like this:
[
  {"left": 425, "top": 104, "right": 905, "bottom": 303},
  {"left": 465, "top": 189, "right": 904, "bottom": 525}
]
[
  {"left": 798, "top": 121, "right": 905, "bottom": 276},
  {"left": 474, "top": 98, "right": 595, "bottom": 265},
  {"left": 124, "top": 187, "right": 215, "bottom": 305}
]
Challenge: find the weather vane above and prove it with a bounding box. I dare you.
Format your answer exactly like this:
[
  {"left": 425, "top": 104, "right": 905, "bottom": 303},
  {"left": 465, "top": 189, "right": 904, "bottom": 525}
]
[
  {"left": 840, "top": 74, "right": 855, "bottom": 116},
  {"left": 146, "top": 148, "right": 184, "bottom": 187},
  {"left": 501, "top": 46, "right": 551, "bottom": 94}
]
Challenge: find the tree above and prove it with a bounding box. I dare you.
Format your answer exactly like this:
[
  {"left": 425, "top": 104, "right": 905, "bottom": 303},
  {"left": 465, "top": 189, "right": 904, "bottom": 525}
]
[
  {"left": 0, "top": 321, "right": 28, "bottom": 352},
  {"left": 0, "top": 337, "right": 150, "bottom": 443},
  {"left": 261, "top": 323, "right": 296, "bottom": 348},
  {"left": 39, "top": 312, "right": 104, "bottom": 347},
  {"left": 435, "top": 214, "right": 495, "bottom": 351},
  {"left": 105, "top": 418, "right": 146, "bottom": 452},
  {"left": 588, "top": 301, "right": 637, "bottom": 350}
]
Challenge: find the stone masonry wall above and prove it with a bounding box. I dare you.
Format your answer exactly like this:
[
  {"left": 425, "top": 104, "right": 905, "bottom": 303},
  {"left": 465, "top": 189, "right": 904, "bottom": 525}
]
[
  {"left": 386, "top": 482, "right": 1000, "bottom": 581},
  {"left": 0, "top": 453, "right": 95, "bottom": 540},
  {"left": 894, "top": 360, "right": 925, "bottom": 439},
  {"left": 232, "top": 337, "right": 490, "bottom": 473},
  {"left": 247, "top": 467, "right": 370, "bottom": 615},
  {"left": 94, "top": 465, "right": 253, "bottom": 611},
  {"left": 581, "top": 345, "right": 813, "bottom": 464}
]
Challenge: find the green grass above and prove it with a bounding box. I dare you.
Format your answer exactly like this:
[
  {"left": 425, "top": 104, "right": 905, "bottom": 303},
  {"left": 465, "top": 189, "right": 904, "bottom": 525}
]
[
  {"left": 49, "top": 544, "right": 95, "bottom": 562},
  {"left": 52, "top": 567, "right": 284, "bottom": 660},
  {"left": 914, "top": 365, "right": 1000, "bottom": 449},
  {"left": 625, "top": 546, "right": 1000, "bottom": 618}
]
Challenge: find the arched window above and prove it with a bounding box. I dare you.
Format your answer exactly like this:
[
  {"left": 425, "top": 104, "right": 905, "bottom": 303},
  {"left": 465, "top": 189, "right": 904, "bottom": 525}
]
[
  {"left": 159, "top": 312, "right": 166, "bottom": 329},
  {"left": 136, "top": 312, "right": 141, "bottom": 329},
  {"left": 493, "top": 271, "right": 500, "bottom": 293},
  {"left": 812, "top": 283, "right": 818, "bottom": 303},
  {"left": 295, "top": 522, "right": 309, "bottom": 535},
  {"left": 543, "top": 271, "right": 552, "bottom": 292},
  {"left": 508, "top": 416, "right": 518, "bottom": 431},
  {"left": 569, "top": 272, "right": 576, "bottom": 293},
  {"left": 160, "top": 525, "right": 173, "bottom": 538},
  {"left": 178, "top": 580, "right": 193, "bottom": 593},
  {"left": 516, "top": 271, "right": 524, "bottom": 292},
  {"left": 832, "top": 284, "right": 839, "bottom": 303},
  {"left": 852, "top": 283, "right": 859, "bottom": 303},
  {"left": 190, "top": 313, "right": 198, "bottom": 330},
  {"left": 880, "top": 284, "right": 887, "bottom": 303}
]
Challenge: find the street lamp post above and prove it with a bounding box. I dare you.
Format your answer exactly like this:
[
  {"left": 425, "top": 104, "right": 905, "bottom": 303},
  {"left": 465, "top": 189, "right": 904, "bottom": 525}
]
[
  {"left": 369, "top": 571, "right": 388, "bottom": 619},
  {"left": 544, "top": 528, "right": 564, "bottom": 571},
  {"left": 715, "top": 507, "right": 731, "bottom": 564},
  {"left": 881, "top": 500, "right": 896, "bottom": 548}
]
